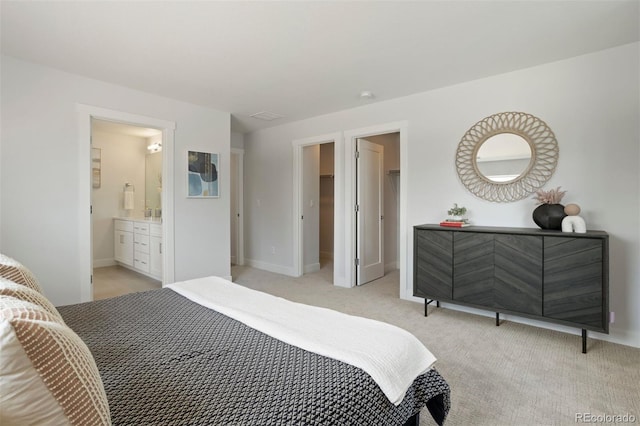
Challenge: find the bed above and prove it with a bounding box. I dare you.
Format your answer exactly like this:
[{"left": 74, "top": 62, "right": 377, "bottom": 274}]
[{"left": 1, "top": 255, "right": 450, "bottom": 425}]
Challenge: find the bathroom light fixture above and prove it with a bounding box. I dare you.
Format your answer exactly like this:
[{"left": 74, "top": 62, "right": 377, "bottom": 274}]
[
  {"left": 147, "top": 141, "right": 162, "bottom": 153},
  {"left": 359, "top": 91, "right": 375, "bottom": 99}
]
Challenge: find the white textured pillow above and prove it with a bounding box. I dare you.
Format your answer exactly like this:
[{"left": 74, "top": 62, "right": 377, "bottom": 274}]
[
  {"left": 0, "top": 278, "right": 63, "bottom": 322},
  {"left": 0, "top": 253, "right": 44, "bottom": 294},
  {"left": 0, "top": 298, "right": 111, "bottom": 425}
]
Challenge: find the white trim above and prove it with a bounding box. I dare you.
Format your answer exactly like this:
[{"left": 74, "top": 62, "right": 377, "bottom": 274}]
[
  {"left": 343, "top": 122, "right": 408, "bottom": 294},
  {"left": 245, "top": 257, "right": 297, "bottom": 277},
  {"left": 304, "top": 262, "right": 321, "bottom": 273},
  {"left": 77, "top": 104, "right": 176, "bottom": 302},
  {"left": 384, "top": 261, "right": 399, "bottom": 274},
  {"left": 93, "top": 258, "right": 116, "bottom": 268},
  {"left": 231, "top": 148, "right": 245, "bottom": 265},
  {"left": 292, "top": 132, "right": 343, "bottom": 286},
  {"left": 161, "top": 127, "right": 176, "bottom": 286}
]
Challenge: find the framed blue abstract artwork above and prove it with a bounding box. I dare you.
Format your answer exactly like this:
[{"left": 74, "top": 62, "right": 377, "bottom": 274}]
[{"left": 188, "top": 150, "right": 219, "bottom": 198}]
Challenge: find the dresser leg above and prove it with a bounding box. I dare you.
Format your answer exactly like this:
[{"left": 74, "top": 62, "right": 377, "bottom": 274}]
[
  {"left": 496, "top": 312, "right": 500, "bottom": 326},
  {"left": 582, "top": 329, "right": 587, "bottom": 354},
  {"left": 424, "top": 299, "right": 439, "bottom": 317}
]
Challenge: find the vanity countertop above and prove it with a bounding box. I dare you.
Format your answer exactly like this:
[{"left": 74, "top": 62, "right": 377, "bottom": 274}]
[{"left": 114, "top": 217, "right": 162, "bottom": 224}]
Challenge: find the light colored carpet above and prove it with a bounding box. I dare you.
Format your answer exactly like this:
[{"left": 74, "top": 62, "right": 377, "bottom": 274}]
[{"left": 231, "top": 263, "right": 640, "bottom": 426}]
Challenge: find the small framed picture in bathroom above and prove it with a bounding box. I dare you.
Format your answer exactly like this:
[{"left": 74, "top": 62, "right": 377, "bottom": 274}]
[
  {"left": 92, "top": 148, "right": 101, "bottom": 188},
  {"left": 187, "top": 150, "right": 219, "bottom": 198}
]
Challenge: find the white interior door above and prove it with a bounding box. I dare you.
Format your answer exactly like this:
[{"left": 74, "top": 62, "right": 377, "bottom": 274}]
[
  {"left": 302, "top": 145, "right": 320, "bottom": 273},
  {"left": 356, "top": 138, "right": 384, "bottom": 285}
]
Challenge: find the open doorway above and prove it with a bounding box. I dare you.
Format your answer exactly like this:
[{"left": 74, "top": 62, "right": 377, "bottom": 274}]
[
  {"left": 300, "top": 143, "right": 335, "bottom": 282},
  {"left": 77, "top": 105, "right": 176, "bottom": 303},
  {"left": 292, "top": 132, "right": 341, "bottom": 285},
  {"left": 230, "top": 148, "right": 245, "bottom": 268},
  {"left": 91, "top": 119, "right": 163, "bottom": 300},
  {"left": 343, "top": 121, "right": 408, "bottom": 296},
  {"left": 355, "top": 133, "right": 400, "bottom": 285}
]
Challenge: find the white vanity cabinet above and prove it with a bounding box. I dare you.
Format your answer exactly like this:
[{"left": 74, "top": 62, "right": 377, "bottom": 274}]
[
  {"left": 133, "top": 222, "right": 151, "bottom": 273},
  {"left": 149, "top": 224, "right": 163, "bottom": 279},
  {"left": 113, "top": 220, "right": 133, "bottom": 266},
  {"left": 114, "top": 218, "right": 162, "bottom": 280}
]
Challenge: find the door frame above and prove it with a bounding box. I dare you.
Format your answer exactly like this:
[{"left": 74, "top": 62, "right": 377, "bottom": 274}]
[
  {"left": 77, "top": 104, "right": 176, "bottom": 302},
  {"left": 292, "top": 132, "right": 342, "bottom": 283},
  {"left": 343, "top": 122, "right": 408, "bottom": 294},
  {"left": 230, "top": 148, "right": 245, "bottom": 266}
]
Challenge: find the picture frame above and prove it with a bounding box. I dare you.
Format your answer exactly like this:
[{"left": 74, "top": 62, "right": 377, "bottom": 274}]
[
  {"left": 92, "top": 148, "right": 101, "bottom": 188},
  {"left": 187, "top": 150, "right": 219, "bottom": 198}
]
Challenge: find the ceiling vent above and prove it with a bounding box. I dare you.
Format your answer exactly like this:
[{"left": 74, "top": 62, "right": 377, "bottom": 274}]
[{"left": 250, "top": 111, "right": 284, "bottom": 121}]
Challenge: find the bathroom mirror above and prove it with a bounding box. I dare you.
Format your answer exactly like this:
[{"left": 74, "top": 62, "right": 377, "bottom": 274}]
[
  {"left": 145, "top": 152, "right": 162, "bottom": 214},
  {"left": 455, "top": 112, "right": 558, "bottom": 202}
]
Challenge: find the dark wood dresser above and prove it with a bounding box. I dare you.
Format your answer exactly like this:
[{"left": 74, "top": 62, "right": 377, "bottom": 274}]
[{"left": 413, "top": 225, "right": 609, "bottom": 353}]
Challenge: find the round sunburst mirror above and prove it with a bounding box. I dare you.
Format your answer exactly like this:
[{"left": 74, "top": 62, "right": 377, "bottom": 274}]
[{"left": 455, "top": 112, "right": 558, "bottom": 202}]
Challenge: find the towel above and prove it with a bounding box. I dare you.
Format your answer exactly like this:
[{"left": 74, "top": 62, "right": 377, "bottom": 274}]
[
  {"left": 168, "top": 276, "right": 437, "bottom": 405},
  {"left": 124, "top": 191, "right": 134, "bottom": 210}
]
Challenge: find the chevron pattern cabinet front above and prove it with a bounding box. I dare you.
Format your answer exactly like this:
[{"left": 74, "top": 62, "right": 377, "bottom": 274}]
[
  {"left": 414, "top": 229, "right": 453, "bottom": 300},
  {"left": 413, "top": 225, "right": 609, "bottom": 344},
  {"left": 494, "top": 234, "right": 543, "bottom": 315},
  {"left": 544, "top": 236, "right": 606, "bottom": 331}
]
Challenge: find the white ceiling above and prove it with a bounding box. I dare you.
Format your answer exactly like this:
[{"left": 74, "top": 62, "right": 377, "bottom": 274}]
[{"left": 2, "top": 1, "right": 638, "bottom": 134}]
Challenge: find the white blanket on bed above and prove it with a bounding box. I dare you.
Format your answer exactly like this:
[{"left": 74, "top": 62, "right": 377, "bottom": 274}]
[{"left": 168, "top": 276, "right": 437, "bottom": 405}]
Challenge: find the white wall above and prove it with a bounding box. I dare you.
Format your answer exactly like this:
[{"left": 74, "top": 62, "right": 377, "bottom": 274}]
[
  {"left": 231, "top": 131, "right": 244, "bottom": 149},
  {"left": 243, "top": 43, "right": 640, "bottom": 347},
  {"left": 91, "top": 129, "right": 147, "bottom": 266},
  {"left": 0, "top": 56, "right": 231, "bottom": 305}
]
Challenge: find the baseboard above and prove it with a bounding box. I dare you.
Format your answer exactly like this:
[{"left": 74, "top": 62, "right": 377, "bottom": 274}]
[
  {"left": 304, "top": 262, "right": 321, "bottom": 273},
  {"left": 245, "top": 258, "right": 297, "bottom": 277},
  {"left": 404, "top": 296, "right": 640, "bottom": 349},
  {"left": 93, "top": 258, "right": 116, "bottom": 268},
  {"left": 384, "top": 261, "right": 399, "bottom": 274}
]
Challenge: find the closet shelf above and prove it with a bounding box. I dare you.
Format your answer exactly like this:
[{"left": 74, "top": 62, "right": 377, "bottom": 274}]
[
  {"left": 387, "top": 169, "right": 400, "bottom": 175},
  {"left": 320, "top": 174, "right": 334, "bottom": 178}
]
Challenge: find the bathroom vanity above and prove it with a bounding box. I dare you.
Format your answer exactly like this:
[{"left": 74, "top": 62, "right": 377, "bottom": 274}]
[{"left": 114, "top": 218, "right": 163, "bottom": 281}]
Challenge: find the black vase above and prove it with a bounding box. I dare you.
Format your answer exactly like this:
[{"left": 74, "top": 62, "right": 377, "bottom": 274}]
[{"left": 532, "top": 203, "right": 567, "bottom": 230}]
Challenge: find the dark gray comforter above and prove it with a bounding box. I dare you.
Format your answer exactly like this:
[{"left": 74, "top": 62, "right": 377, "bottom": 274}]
[{"left": 59, "top": 288, "right": 450, "bottom": 425}]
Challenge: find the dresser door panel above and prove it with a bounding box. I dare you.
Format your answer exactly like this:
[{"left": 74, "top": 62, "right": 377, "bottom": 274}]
[
  {"left": 494, "top": 235, "right": 543, "bottom": 315},
  {"left": 453, "top": 232, "right": 494, "bottom": 306},
  {"left": 415, "top": 230, "right": 453, "bottom": 300},
  {"left": 544, "top": 237, "right": 604, "bottom": 329}
]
